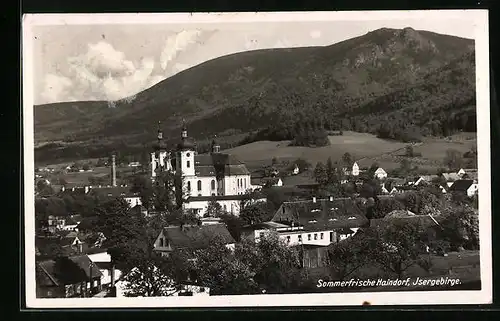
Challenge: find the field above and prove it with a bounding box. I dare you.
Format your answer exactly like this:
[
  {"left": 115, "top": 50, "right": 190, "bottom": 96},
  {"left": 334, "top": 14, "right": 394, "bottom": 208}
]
[{"left": 226, "top": 131, "right": 477, "bottom": 173}]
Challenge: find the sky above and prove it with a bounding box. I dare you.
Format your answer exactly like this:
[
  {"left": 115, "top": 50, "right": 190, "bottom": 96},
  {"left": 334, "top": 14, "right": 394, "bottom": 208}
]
[{"left": 29, "top": 12, "right": 478, "bottom": 105}]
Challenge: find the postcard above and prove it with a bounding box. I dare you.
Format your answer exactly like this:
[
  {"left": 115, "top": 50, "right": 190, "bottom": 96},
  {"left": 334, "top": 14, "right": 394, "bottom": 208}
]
[{"left": 22, "top": 10, "right": 492, "bottom": 307}]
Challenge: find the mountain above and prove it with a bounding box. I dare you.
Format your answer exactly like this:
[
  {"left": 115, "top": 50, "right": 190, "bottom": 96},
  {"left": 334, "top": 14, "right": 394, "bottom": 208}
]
[{"left": 34, "top": 27, "right": 475, "bottom": 164}]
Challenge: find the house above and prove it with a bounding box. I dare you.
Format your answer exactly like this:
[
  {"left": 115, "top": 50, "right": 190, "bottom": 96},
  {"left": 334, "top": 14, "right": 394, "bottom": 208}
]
[
  {"left": 440, "top": 172, "right": 462, "bottom": 187},
  {"left": 343, "top": 161, "right": 360, "bottom": 177},
  {"left": 36, "top": 233, "right": 86, "bottom": 258},
  {"left": 153, "top": 223, "right": 236, "bottom": 257},
  {"left": 373, "top": 168, "right": 387, "bottom": 180},
  {"left": 86, "top": 248, "right": 123, "bottom": 290},
  {"left": 449, "top": 180, "right": 478, "bottom": 197},
  {"left": 370, "top": 212, "right": 441, "bottom": 231},
  {"left": 298, "top": 244, "right": 330, "bottom": 269},
  {"left": 389, "top": 185, "right": 418, "bottom": 194},
  {"left": 292, "top": 164, "right": 300, "bottom": 175},
  {"left": 406, "top": 175, "right": 438, "bottom": 186},
  {"left": 88, "top": 185, "right": 142, "bottom": 207},
  {"left": 457, "top": 168, "right": 478, "bottom": 182},
  {"left": 269, "top": 197, "right": 369, "bottom": 246},
  {"left": 36, "top": 254, "right": 103, "bottom": 298}
]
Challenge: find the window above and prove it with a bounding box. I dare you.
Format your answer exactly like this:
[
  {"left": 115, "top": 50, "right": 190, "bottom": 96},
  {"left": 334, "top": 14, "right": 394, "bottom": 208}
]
[
  {"left": 212, "top": 193, "right": 215, "bottom": 196},
  {"left": 187, "top": 153, "right": 191, "bottom": 157},
  {"left": 244, "top": 178, "right": 247, "bottom": 188},
  {"left": 187, "top": 161, "right": 190, "bottom": 168},
  {"left": 223, "top": 205, "right": 227, "bottom": 212},
  {"left": 211, "top": 180, "right": 216, "bottom": 190},
  {"left": 320, "top": 233, "right": 324, "bottom": 239},
  {"left": 159, "top": 238, "right": 164, "bottom": 247},
  {"left": 237, "top": 179, "right": 240, "bottom": 188},
  {"left": 259, "top": 232, "right": 264, "bottom": 239},
  {"left": 308, "top": 234, "right": 311, "bottom": 241},
  {"left": 187, "top": 181, "right": 191, "bottom": 191},
  {"left": 197, "top": 180, "right": 202, "bottom": 191},
  {"left": 330, "top": 232, "right": 334, "bottom": 242},
  {"left": 314, "top": 234, "right": 318, "bottom": 240},
  {"left": 287, "top": 236, "right": 291, "bottom": 243},
  {"left": 298, "top": 235, "right": 302, "bottom": 242}
]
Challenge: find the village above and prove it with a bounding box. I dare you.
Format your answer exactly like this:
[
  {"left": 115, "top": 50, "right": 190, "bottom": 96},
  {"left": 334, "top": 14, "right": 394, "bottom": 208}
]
[{"left": 34, "top": 124, "right": 480, "bottom": 298}]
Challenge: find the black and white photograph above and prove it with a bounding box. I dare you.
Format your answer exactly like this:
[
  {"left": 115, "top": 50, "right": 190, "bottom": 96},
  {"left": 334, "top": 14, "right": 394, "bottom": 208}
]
[{"left": 22, "top": 11, "right": 492, "bottom": 307}]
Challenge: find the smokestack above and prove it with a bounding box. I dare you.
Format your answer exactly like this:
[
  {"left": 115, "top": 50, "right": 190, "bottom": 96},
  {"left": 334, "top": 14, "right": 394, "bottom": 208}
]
[{"left": 111, "top": 154, "right": 117, "bottom": 187}]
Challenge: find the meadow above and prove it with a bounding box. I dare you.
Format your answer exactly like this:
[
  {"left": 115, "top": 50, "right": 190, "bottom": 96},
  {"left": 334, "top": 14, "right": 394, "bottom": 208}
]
[{"left": 226, "top": 131, "right": 477, "bottom": 173}]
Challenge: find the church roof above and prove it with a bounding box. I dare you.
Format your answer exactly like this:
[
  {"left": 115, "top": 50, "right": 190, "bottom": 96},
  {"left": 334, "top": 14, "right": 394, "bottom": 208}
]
[{"left": 192, "top": 153, "right": 250, "bottom": 177}]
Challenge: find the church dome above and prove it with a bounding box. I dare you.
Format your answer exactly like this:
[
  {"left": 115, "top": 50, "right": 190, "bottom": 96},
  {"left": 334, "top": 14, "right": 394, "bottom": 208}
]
[{"left": 177, "top": 137, "right": 195, "bottom": 151}]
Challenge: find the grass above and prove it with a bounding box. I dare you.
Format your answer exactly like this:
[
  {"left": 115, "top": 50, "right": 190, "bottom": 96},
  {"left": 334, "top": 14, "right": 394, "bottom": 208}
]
[{"left": 226, "top": 131, "right": 477, "bottom": 174}]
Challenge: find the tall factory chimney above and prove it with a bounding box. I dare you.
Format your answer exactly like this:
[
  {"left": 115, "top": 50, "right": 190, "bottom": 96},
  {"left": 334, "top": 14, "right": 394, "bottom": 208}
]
[{"left": 111, "top": 154, "right": 117, "bottom": 187}]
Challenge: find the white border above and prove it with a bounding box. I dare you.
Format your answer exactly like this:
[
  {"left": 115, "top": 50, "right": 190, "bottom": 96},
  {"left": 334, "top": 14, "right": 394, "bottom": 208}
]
[{"left": 23, "top": 10, "right": 492, "bottom": 308}]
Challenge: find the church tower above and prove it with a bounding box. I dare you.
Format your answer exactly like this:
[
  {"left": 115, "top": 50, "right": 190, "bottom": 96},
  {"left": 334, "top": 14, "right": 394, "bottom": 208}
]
[
  {"left": 151, "top": 121, "right": 171, "bottom": 178},
  {"left": 211, "top": 135, "right": 221, "bottom": 154},
  {"left": 176, "top": 120, "right": 195, "bottom": 177}
]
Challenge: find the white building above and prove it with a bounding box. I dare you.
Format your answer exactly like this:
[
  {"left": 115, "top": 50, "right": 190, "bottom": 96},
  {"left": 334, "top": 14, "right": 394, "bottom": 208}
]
[
  {"left": 150, "top": 123, "right": 264, "bottom": 216},
  {"left": 373, "top": 167, "right": 388, "bottom": 180}
]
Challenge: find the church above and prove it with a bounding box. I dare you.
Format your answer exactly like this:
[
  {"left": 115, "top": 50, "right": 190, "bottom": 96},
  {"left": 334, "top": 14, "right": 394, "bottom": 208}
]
[{"left": 150, "top": 122, "right": 263, "bottom": 216}]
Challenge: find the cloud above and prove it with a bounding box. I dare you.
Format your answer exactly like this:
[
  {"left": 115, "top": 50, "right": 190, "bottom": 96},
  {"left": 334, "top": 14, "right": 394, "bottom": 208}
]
[
  {"left": 310, "top": 30, "right": 322, "bottom": 39},
  {"left": 40, "top": 74, "right": 74, "bottom": 103},
  {"left": 160, "top": 30, "right": 202, "bottom": 71},
  {"left": 39, "top": 41, "right": 163, "bottom": 104}
]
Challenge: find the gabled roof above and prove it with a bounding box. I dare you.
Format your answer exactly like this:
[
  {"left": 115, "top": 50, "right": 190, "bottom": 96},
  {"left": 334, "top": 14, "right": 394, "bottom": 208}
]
[
  {"left": 441, "top": 173, "right": 461, "bottom": 181},
  {"left": 187, "top": 192, "right": 266, "bottom": 202},
  {"left": 162, "top": 223, "right": 235, "bottom": 250},
  {"left": 370, "top": 214, "right": 440, "bottom": 230},
  {"left": 449, "top": 179, "right": 475, "bottom": 192},
  {"left": 272, "top": 198, "right": 368, "bottom": 232},
  {"left": 37, "top": 255, "right": 103, "bottom": 286},
  {"left": 384, "top": 210, "right": 416, "bottom": 219}
]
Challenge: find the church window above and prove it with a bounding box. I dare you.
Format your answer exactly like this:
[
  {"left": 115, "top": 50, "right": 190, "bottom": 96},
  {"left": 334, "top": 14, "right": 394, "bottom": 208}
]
[
  {"left": 320, "top": 233, "right": 324, "bottom": 239},
  {"left": 211, "top": 180, "right": 216, "bottom": 190},
  {"left": 187, "top": 181, "right": 191, "bottom": 191},
  {"left": 244, "top": 178, "right": 247, "bottom": 188},
  {"left": 187, "top": 153, "right": 191, "bottom": 157},
  {"left": 212, "top": 193, "right": 215, "bottom": 196},
  {"left": 187, "top": 161, "right": 190, "bottom": 168},
  {"left": 197, "top": 180, "right": 202, "bottom": 191},
  {"left": 314, "top": 234, "right": 318, "bottom": 240}
]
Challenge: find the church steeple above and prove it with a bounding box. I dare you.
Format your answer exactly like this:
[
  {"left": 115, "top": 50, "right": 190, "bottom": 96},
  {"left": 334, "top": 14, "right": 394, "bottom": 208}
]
[
  {"left": 181, "top": 119, "right": 188, "bottom": 139},
  {"left": 177, "top": 119, "right": 195, "bottom": 151},
  {"left": 211, "top": 135, "right": 221, "bottom": 153},
  {"left": 154, "top": 121, "right": 166, "bottom": 151}
]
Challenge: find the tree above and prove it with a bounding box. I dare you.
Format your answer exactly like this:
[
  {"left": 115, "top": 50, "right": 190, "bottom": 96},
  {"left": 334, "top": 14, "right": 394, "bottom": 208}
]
[
  {"left": 443, "top": 149, "right": 463, "bottom": 171},
  {"left": 342, "top": 152, "right": 353, "bottom": 166},
  {"left": 326, "top": 233, "right": 374, "bottom": 280},
  {"left": 438, "top": 205, "right": 479, "bottom": 250},
  {"left": 405, "top": 145, "right": 414, "bottom": 157},
  {"left": 192, "top": 237, "right": 259, "bottom": 295},
  {"left": 36, "top": 180, "right": 55, "bottom": 197},
  {"left": 314, "top": 162, "right": 328, "bottom": 185},
  {"left": 236, "top": 232, "right": 306, "bottom": 294},
  {"left": 370, "top": 221, "right": 427, "bottom": 278},
  {"left": 204, "top": 198, "right": 225, "bottom": 218},
  {"left": 240, "top": 202, "right": 269, "bottom": 225}
]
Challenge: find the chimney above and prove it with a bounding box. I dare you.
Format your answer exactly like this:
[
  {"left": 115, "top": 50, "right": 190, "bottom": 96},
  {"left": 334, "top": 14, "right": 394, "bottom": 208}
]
[
  {"left": 111, "top": 154, "right": 117, "bottom": 187},
  {"left": 312, "top": 196, "right": 317, "bottom": 203}
]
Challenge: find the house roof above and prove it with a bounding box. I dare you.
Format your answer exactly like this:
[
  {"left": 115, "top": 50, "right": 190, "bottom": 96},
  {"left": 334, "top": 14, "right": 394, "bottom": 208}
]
[
  {"left": 384, "top": 210, "right": 417, "bottom": 219},
  {"left": 282, "top": 173, "right": 318, "bottom": 187},
  {"left": 37, "top": 255, "right": 103, "bottom": 286},
  {"left": 162, "top": 223, "right": 235, "bottom": 250},
  {"left": 441, "top": 173, "right": 461, "bottom": 181},
  {"left": 449, "top": 179, "right": 474, "bottom": 192},
  {"left": 89, "top": 186, "right": 139, "bottom": 198},
  {"left": 271, "top": 198, "right": 368, "bottom": 232},
  {"left": 370, "top": 214, "right": 440, "bottom": 230}
]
